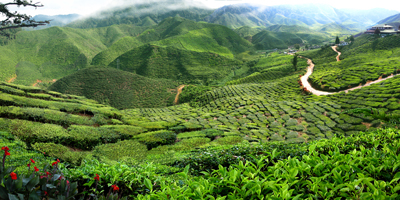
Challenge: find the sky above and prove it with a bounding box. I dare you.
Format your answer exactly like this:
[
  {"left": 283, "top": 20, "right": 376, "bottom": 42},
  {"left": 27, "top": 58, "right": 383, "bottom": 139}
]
[{"left": 7, "top": 0, "right": 400, "bottom": 17}]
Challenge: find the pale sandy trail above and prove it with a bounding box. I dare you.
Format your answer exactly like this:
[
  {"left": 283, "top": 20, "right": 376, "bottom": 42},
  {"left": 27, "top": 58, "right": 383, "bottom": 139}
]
[
  {"left": 300, "top": 47, "right": 400, "bottom": 96},
  {"left": 6, "top": 75, "right": 17, "bottom": 83},
  {"left": 331, "top": 46, "right": 341, "bottom": 61},
  {"left": 174, "top": 85, "right": 185, "bottom": 105}
]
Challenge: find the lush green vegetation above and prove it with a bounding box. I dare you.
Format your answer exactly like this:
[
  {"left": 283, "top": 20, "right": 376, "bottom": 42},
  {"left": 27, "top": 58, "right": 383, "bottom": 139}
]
[
  {"left": 1, "top": 8, "right": 400, "bottom": 199},
  {"left": 48, "top": 67, "right": 179, "bottom": 109},
  {"left": 107, "top": 44, "right": 245, "bottom": 85}
]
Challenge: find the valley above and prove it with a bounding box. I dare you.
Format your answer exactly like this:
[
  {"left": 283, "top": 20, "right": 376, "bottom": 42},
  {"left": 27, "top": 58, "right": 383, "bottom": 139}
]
[{"left": 0, "top": 1, "right": 400, "bottom": 199}]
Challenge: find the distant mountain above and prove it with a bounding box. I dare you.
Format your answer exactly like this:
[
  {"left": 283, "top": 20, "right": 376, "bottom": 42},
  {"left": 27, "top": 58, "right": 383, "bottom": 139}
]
[
  {"left": 26, "top": 14, "right": 81, "bottom": 30},
  {"left": 376, "top": 13, "right": 400, "bottom": 30},
  {"left": 67, "top": 0, "right": 213, "bottom": 29},
  {"left": 205, "top": 4, "right": 399, "bottom": 29}
]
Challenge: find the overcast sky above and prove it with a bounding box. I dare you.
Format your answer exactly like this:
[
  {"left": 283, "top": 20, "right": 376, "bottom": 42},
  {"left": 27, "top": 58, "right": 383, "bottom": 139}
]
[{"left": 8, "top": 0, "right": 400, "bottom": 17}]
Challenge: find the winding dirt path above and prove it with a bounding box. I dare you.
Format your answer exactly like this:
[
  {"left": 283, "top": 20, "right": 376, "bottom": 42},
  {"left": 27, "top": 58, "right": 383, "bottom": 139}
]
[
  {"left": 300, "top": 47, "right": 400, "bottom": 96},
  {"left": 32, "top": 79, "right": 57, "bottom": 87},
  {"left": 6, "top": 75, "right": 17, "bottom": 83},
  {"left": 174, "top": 85, "right": 185, "bottom": 105},
  {"left": 331, "top": 46, "right": 341, "bottom": 61}
]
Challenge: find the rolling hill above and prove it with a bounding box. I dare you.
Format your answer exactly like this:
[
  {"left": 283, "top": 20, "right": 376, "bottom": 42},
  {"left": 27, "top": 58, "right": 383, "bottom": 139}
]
[
  {"left": 48, "top": 67, "right": 179, "bottom": 109},
  {"left": 92, "top": 17, "right": 253, "bottom": 66},
  {"left": 107, "top": 44, "right": 244, "bottom": 85},
  {"left": 0, "top": 24, "right": 149, "bottom": 84},
  {"left": 251, "top": 30, "right": 328, "bottom": 50}
]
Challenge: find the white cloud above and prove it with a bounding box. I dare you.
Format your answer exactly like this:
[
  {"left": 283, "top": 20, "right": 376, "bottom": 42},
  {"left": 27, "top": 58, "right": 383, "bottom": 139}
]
[{"left": 5, "top": 0, "right": 400, "bottom": 17}]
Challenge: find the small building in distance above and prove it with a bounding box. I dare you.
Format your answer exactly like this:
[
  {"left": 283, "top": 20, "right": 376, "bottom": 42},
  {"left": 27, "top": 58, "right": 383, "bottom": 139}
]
[{"left": 364, "top": 24, "right": 399, "bottom": 35}]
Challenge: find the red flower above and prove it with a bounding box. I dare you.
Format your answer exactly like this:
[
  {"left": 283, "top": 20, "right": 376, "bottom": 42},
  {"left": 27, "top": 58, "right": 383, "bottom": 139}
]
[
  {"left": 44, "top": 191, "right": 48, "bottom": 196},
  {"left": 30, "top": 159, "right": 35, "bottom": 163},
  {"left": 111, "top": 185, "right": 119, "bottom": 191},
  {"left": 5, "top": 151, "right": 10, "bottom": 156},
  {"left": 94, "top": 174, "right": 100, "bottom": 181},
  {"left": 1, "top": 146, "right": 9, "bottom": 151},
  {"left": 46, "top": 172, "right": 50, "bottom": 175},
  {"left": 67, "top": 180, "right": 70, "bottom": 184},
  {"left": 52, "top": 161, "right": 58, "bottom": 166},
  {"left": 57, "top": 159, "right": 60, "bottom": 163},
  {"left": 10, "top": 172, "right": 17, "bottom": 180},
  {"left": 27, "top": 163, "right": 31, "bottom": 167},
  {"left": 34, "top": 166, "right": 39, "bottom": 172}
]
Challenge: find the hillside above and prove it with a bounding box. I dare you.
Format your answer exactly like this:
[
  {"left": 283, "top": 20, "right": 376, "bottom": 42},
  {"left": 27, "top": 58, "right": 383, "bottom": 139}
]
[
  {"left": 233, "top": 26, "right": 264, "bottom": 38},
  {"left": 377, "top": 13, "right": 400, "bottom": 29},
  {"left": 251, "top": 30, "right": 304, "bottom": 50},
  {"left": 48, "top": 67, "right": 178, "bottom": 109},
  {"left": 92, "top": 17, "right": 252, "bottom": 66},
  {"left": 0, "top": 24, "right": 149, "bottom": 84},
  {"left": 107, "top": 44, "right": 244, "bottom": 85}
]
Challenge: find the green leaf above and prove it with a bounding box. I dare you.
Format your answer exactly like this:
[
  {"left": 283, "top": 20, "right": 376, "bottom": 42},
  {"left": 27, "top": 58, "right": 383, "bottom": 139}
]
[
  {"left": 8, "top": 194, "right": 19, "bottom": 200},
  {"left": 144, "top": 178, "right": 153, "bottom": 192},
  {"left": 0, "top": 186, "right": 8, "bottom": 199},
  {"left": 26, "top": 176, "right": 39, "bottom": 192}
]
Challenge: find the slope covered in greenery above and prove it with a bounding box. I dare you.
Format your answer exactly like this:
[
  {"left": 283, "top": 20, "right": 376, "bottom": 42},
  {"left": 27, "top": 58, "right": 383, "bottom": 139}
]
[
  {"left": 107, "top": 44, "right": 245, "bottom": 85},
  {"left": 252, "top": 30, "right": 303, "bottom": 50},
  {"left": 91, "top": 17, "right": 253, "bottom": 66},
  {"left": 48, "top": 67, "right": 179, "bottom": 109},
  {"left": 0, "top": 24, "right": 149, "bottom": 84}
]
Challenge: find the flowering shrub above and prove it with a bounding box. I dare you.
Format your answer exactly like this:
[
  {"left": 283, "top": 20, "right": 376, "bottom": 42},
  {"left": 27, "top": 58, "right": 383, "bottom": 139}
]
[{"left": 0, "top": 146, "right": 127, "bottom": 199}]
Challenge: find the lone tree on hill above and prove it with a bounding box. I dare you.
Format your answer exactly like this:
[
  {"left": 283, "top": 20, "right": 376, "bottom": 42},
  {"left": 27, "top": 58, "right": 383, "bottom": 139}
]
[
  {"left": 335, "top": 36, "right": 340, "bottom": 45},
  {"left": 292, "top": 53, "right": 298, "bottom": 71},
  {"left": 0, "top": 0, "right": 49, "bottom": 30},
  {"left": 349, "top": 35, "right": 354, "bottom": 42}
]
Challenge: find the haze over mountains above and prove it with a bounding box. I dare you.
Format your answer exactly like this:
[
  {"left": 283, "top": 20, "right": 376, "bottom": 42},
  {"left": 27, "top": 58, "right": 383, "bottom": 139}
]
[{"left": 60, "top": 2, "right": 399, "bottom": 31}]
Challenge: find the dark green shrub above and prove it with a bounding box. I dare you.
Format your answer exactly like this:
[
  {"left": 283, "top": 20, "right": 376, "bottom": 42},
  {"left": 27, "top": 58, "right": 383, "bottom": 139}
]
[
  {"left": 32, "top": 143, "right": 88, "bottom": 166},
  {"left": 137, "top": 130, "right": 177, "bottom": 150},
  {"left": 93, "top": 140, "right": 148, "bottom": 164}
]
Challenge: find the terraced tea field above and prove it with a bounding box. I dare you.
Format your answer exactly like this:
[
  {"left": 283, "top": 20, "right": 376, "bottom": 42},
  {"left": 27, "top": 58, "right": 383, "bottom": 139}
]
[{"left": 1, "top": 34, "right": 399, "bottom": 171}]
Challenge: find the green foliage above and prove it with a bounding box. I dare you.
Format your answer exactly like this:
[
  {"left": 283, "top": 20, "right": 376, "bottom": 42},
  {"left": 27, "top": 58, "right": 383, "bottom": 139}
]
[
  {"left": 32, "top": 143, "right": 88, "bottom": 166},
  {"left": 136, "top": 130, "right": 177, "bottom": 150},
  {"left": 92, "top": 140, "right": 149, "bottom": 164},
  {"left": 178, "top": 85, "right": 215, "bottom": 104}
]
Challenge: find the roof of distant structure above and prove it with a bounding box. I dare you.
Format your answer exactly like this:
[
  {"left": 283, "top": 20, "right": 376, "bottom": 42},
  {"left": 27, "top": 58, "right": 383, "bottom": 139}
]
[{"left": 372, "top": 24, "right": 394, "bottom": 28}]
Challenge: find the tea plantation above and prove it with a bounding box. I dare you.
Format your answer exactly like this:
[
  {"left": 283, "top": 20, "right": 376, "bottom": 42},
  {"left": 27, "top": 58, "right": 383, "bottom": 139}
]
[{"left": 0, "top": 30, "right": 400, "bottom": 199}]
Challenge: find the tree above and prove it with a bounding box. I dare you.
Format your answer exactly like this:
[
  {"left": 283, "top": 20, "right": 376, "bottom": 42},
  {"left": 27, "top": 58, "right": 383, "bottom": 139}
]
[
  {"left": 292, "top": 54, "right": 298, "bottom": 71},
  {"left": 349, "top": 35, "right": 354, "bottom": 42},
  {"left": 0, "top": 0, "right": 49, "bottom": 30},
  {"left": 294, "top": 44, "right": 300, "bottom": 50},
  {"left": 335, "top": 36, "right": 340, "bottom": 44},
  {"left": 374, "top": 28, "right": 380, "bottom": 35}
]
